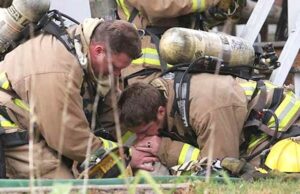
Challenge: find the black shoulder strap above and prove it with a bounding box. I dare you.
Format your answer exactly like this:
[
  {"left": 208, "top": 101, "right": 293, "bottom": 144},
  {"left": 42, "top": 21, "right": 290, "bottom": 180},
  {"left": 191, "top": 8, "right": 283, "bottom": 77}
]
[
  {"left": 38, "top": 11, "right": 78, "bottom": 56},
  {"left": 171, "top": 71, "right": 192, "bottom": 128},
  {"left": 128, "top": 7, "right": 139, "bottom": 23}
]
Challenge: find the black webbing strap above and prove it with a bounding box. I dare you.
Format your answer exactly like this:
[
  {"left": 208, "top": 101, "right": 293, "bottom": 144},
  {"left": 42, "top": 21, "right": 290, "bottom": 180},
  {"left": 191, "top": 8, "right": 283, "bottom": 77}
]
[
  {"left": 128, "top": 8, "right": 139, "bottom": 23},
  {"left": 2, "top": 131, "right": 29, "bottom": 148},
  {"left": 279, "top": 124, "right": 300, "bottom": 139},
  {"left": 262, "top": 88, "right": 284, "bottom": 124},
  {"left": 0, "top": 128, "right": 6, "bottom": 178},
  {"left": 42, "top": 20, "right": 76, "bottom": 56},
  {"left": 171, "top": 71, "right": 192, "bottom": 128},
  {"left": 248, "top": 80, "right": 267, "bottom": 113}
]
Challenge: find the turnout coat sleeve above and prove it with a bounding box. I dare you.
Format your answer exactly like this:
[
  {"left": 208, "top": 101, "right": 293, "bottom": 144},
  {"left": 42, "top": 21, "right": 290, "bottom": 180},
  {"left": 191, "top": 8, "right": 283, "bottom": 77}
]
[
  {"left": 156, "top": 74, "right": 248, "bottom": 167},
  {"left": 125, "top": 0, "right": 204, "bottom": 19},
  {"left": 0, "top": 33, "right": 103, "bottom": 162}
]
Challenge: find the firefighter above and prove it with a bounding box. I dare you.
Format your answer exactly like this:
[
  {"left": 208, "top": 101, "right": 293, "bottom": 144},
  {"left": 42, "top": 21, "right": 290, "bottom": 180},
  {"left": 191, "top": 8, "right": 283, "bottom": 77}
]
[
  {"left": 116, "top": 0, "right": 246, "bottom": 85},
  {"left": 118, "top": 74, "right": 300, "bottom": 169},
  {"left": 0, "top": 18, "right": 141, "bottom": 178}
]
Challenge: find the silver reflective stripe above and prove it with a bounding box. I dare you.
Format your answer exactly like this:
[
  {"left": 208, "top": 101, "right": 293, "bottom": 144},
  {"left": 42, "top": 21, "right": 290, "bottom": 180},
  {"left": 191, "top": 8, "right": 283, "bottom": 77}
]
[{"left": 183, "top": 145, "right": 196, "bottom": 163}]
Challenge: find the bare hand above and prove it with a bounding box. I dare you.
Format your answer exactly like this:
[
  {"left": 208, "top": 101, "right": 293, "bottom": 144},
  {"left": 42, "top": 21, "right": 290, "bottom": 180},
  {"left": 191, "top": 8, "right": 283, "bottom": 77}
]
[
  {"left": 130, "top": 146, "right": 159, "bottom": 171},
  {"left": 134, "top": 135, "right": 162, "bottom": 156}
]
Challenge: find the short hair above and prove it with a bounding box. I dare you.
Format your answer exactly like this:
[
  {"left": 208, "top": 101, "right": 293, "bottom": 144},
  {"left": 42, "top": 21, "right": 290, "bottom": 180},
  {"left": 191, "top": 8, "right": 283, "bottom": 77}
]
[
  {"left": 118, "top": 82, "right": 167, "bottom": 129},
  {"left": 91, "top": 20, "right": 141, "bottom": 60}
]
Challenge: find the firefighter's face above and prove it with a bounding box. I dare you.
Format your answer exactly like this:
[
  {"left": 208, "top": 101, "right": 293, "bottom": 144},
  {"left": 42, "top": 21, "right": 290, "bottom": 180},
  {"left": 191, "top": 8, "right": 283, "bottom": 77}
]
[
  {"left": 134, "top": 121, "right": 161, "bottom": 141},
  {"left": 133, "top": 106, "right": 166, "bottom": 141},
  {"left": 89, "top": 43, "right": 131, "bottom": 77}
]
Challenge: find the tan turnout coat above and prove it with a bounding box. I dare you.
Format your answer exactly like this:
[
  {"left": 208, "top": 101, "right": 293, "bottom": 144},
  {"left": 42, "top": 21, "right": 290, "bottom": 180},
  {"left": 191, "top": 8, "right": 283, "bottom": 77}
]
[
  {"left": 0, "top": 19, "right": 105, "bottom": 178},
  {"left": 151, "top": 73, "right": 248, "bottom": 167}
]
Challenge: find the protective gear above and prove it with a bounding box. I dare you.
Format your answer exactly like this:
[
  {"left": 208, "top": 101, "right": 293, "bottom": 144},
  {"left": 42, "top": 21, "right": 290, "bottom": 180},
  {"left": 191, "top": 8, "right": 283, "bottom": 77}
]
[
  {"left": 265, "top": 138, "right": 300, "bottom": 173},
  {"left": 0, "top": 0, "right": 50, "bottom": 53},
  {"left": 151, "top": 73, "right": 248, "bottom": 167},
  {"left": 159, "top": 27, "right": 255, "bottom": 66},
  {"left": 79, "top": 146, "right": 131, "bottom": 178},
  {"left": 0, "top": 18, "right": 106, "bottom": 178}
]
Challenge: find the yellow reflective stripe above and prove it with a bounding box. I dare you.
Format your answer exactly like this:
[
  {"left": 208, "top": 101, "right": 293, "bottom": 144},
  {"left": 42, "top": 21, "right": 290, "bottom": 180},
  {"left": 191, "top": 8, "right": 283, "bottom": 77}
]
[
  {"left": 0, "top": 115, "right": 17, "bottom": 128},
  {"left": 247, "top": 134, "right": 268, "bottom": 153},
  {"left": 192, "top": 0, "right": 206, "bottom": 12},
  {"left": 13, "top": 98, "right": 29, "bottom": 111},
  {"left": 132, "top": 48, "right": 173, "bottom": 67},
  {"left": 100, "top": 137, "right": 117, "bottom": 150},
  {"left": 116, "top": 0, "right": 130, "bottom": 20},
  {"left": 268, "top": 91, "right": 300, "bottom": 131},
  {"left": 191, "top": 147, "right": 200, "bottom": 161},
  {"left": 132, "top": 58, "right": 161, "bottom": 66},
  {"left": 239, "top": 81, "right": 257, "bottom": 99},
  {"left": 178, "top": 144, "right": 200, "bottom": 165},
  {"left": 0, "top": 72, "right": 10, "bottom": 90},
  {"left": 264, "top": 81, "right": 277, "bottom": 89},
  {"left": 132, "top": 48, "right": 160, "bottom": 66},
  {"left": 122, "top": 131, "right": 137, "bottom": 146}
]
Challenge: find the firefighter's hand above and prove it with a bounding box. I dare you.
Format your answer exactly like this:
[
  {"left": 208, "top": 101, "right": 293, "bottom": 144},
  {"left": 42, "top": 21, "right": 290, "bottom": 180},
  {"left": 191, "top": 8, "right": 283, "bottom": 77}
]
[
  {"left": 134, "top": 135, "right": 162, "bottom": 156},
  {"left": 130, "top": 147, "right": 159, "bottom": 171}
]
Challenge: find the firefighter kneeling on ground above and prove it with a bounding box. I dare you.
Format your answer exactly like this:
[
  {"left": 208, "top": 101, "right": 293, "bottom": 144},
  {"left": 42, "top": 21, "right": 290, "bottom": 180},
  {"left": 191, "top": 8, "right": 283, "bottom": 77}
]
[
  {"left": 0, "top": 0, "right": 142, "bottom": 178},
  {"left": 118, "top": 27, "right": 300, "bottom": 178}
]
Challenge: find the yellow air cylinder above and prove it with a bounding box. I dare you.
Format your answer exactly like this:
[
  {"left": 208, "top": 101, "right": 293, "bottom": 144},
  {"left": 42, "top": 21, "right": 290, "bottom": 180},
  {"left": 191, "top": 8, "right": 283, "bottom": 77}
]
[{"left": 159, "top": 27, "right": 255, "bottom": 66}]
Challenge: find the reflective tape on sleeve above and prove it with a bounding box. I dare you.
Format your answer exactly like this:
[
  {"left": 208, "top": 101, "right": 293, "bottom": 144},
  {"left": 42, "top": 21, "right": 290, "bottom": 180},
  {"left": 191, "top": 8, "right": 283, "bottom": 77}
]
[
  {"left": 132, "top": 48, "right": 161, "bottom": 66},
  {"left": 178, "top": 143, "right": 200, "bottom": 165}
]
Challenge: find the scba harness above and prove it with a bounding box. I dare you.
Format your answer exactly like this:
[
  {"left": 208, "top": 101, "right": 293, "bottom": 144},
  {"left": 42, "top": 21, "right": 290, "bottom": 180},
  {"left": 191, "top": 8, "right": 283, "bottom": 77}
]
[
  {"left": 164, "top": 55, "right": 300, "bottom": 164},
  {"left": 0, "top": 10, "right": 80, "bottom": 178}
]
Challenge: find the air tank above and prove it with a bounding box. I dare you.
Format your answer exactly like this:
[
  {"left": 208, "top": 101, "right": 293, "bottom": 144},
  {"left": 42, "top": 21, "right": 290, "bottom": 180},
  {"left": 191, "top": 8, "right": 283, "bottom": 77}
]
[
  {"left": 159, "top": 27, "right": 255, "bottom": 66},
  {"left": 0, "top": 0, "right": 50, "bottom": 53}
]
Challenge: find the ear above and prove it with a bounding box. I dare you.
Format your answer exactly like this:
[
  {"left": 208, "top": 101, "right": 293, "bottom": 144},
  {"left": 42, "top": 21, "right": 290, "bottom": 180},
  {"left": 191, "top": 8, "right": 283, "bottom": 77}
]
[
  {"left": 157, "top": 106, "right": 166, "bottom": 121},
  {"left": 90, "top": 43, "right": 105, "bottom": 56}
]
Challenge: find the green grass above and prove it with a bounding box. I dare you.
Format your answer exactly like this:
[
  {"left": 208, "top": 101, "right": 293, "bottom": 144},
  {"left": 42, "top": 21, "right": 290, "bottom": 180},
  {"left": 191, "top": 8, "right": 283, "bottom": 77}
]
[{"left": 191, "top": 178, "right": 300, "bottom": 194}]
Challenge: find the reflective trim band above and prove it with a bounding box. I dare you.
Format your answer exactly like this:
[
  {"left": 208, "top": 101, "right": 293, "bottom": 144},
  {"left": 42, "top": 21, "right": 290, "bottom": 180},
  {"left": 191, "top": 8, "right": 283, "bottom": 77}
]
[
  {"left": 268, "top": 91, "right": 300, "bottom": 131},
  {"left": 171, "top": 160, "right": 196, "bottom": 176},
  {"left": 122, "top": 131, "right": 137, "bottom": 146},
  {"left": 116, "top": 0, "right": 130, "bottom": 20},
  {"left": 247, "top": 133, "right": 268, "bottom": 153},
  {"left": 0, "top": 72, "right": 10, "bottom": 90},
  {"left": 192, "top": 0, "right": 206, "bottom": 12},
  {"left": 13, "top": 98, "right": 29, "bottom": 111},
  {"left": 132, "top": 48, "right": 172, "bottom": 67},
  {"left": 239, "top": 81, "right": 257, "bottom": 100},
  {"left": 178, "top": 144, "right": 200, "bottom": 165},
  {"left": 100, "top": 137, "right": 117, "bottom": 150},
  {"left": 132, "top": 48, "right": 160, "bottom": 66},
  {"left": 264, "top": 81, "right": 277, "bottom": 89},
  {"left": 0, "top": 115, "right": 17, "bottom": 128}
]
